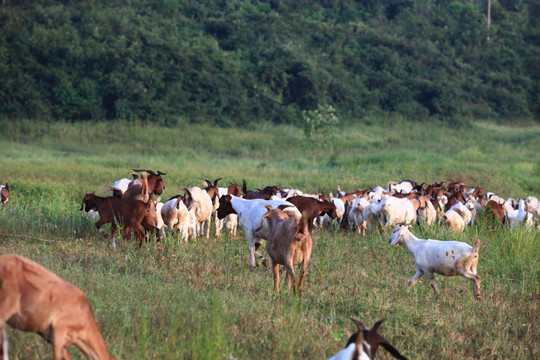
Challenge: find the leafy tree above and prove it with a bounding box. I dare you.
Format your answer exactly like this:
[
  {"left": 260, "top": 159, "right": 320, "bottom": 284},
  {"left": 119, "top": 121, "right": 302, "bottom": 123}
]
[{"left": 300, "top": 104, "right": 340, "bottom": 167}]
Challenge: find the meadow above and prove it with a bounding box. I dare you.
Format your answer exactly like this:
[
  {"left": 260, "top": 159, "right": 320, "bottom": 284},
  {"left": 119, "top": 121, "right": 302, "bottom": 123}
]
[{"left": 0, "top": 118, "right": 539, "bottom": 359}]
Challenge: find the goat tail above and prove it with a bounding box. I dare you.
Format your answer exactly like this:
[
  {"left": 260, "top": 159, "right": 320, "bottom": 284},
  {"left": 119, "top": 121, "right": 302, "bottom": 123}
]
[{"left": 472, "top": 238, "right": 481, "bottom": 255}]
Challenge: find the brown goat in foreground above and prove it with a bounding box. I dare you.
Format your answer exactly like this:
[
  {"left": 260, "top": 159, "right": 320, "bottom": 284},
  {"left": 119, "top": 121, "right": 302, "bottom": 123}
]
[
  {"left": 0, "top": 254, "right": 115, "bottom": 360},
  {"left": 260, "top": 205, "right": 312, "bottom": 296}
]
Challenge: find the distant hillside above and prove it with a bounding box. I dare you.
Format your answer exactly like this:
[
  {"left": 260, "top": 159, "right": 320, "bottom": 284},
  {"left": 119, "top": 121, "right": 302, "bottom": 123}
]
[{"left": 1, "top": 0, "right": 538, "bottom": 125}]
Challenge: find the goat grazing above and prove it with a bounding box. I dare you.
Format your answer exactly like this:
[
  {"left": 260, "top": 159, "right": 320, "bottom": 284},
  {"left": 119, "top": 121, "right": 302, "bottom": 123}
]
[
  {"left": 0, "top": 254, "right": 115, "bottom": 360},
  {"left": 260, "top": 206, "right": 312, "bottom": 296},
  {"left": 328, "top": 318, "right": 407, "bottom": 360},
  {"left": 0, "top": 183, "right": 8, "bottom": 204},
  {"left": 440, "top": 209, "right": 465, "bottom": 232},
  {"left": 388, "top": 224, "right": 482, "bottom": 300}
]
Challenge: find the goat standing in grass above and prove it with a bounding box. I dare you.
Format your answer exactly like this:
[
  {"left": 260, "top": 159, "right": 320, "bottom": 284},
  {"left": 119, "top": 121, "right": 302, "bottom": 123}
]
[
  {"left": 388, "top": 224, "right": 482, "bottom": 301},
  {"left": 259, "top": 206, "right": 312, "bottom": 296}
]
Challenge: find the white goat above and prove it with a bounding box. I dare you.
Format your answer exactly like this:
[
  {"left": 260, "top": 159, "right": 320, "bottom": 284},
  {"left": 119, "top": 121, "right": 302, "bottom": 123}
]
[
  {"left": 348, "top": 196, "right": 369, "bottom": 234},
  {"left": 386, "top": 180, "right": 415, "bottom": 195},
  {"left": 362, "top": 198, "right": 385, "bottom": 231},
  {"left": 214, "top": 186, "right": 238, "bottom": 238},
  {"left": 440, "top": 209, "right": 465, "bottom": 232},
  {"left": 160, "top": 195, "right": 192, "bottom": 242},
  {"left": 417, "top": 199, "right": 437, "bottom": 226},
  {"left": 525, "top": 196, "right": 539, "bottom": 219},
  {"left": 449, "top": 202, "right": 473, "bottom": 226},
  {"left": 217, "top": 195, "right": 301, "bottom": 267},
  {"left": 183, "top": 186, "right": 213, "bottom": 238},
  {"left": 506, "top": 199, "right": 535, "bottom": 229},
  {"left": 388, "top": 224, "right": 482, "bottom": 300},
  {"left": 380, "top": 197, "right": 417, "bottom": 227}
]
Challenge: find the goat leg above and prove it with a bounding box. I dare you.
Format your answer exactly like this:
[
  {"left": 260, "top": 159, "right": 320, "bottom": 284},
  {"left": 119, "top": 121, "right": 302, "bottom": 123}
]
[{"left": 406, "top": 269, "right": 424, "bottom": 293}]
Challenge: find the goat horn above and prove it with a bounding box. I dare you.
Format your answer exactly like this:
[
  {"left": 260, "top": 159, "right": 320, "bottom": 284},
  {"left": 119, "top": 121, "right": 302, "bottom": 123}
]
[
  {"left": 348, "top": 316, "right": 366, "bottom": 331},
  {"left": 213, "top": 178, "right": 222, "bottom": 187},
  {"left": 157, "top": 170, "right": 166, "bottom": 176},
  {"left": 371, "top": 319, "right": 384, "bottom": 332},
  {"left": 199, "top": 177, "right": 212, "bottom": 186}
]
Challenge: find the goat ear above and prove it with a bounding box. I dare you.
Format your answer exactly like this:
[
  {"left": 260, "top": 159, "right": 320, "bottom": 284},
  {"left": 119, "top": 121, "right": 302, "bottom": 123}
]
[{"left": 381, "top": 341, "right": 408, "bottom": 360}]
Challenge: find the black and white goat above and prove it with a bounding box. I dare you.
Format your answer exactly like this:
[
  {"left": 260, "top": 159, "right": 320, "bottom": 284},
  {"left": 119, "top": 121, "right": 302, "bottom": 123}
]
[{"left": 328, "top": 318, "right": 407, "bottom": 360}]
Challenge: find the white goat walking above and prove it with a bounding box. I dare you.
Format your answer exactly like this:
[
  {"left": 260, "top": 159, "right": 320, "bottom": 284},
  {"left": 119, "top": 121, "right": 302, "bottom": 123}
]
[{"left": 388, "top": 224, "right": 482, "bottom": 301}]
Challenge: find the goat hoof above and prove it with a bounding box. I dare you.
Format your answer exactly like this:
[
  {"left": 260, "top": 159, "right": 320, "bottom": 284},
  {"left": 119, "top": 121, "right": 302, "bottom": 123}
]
[{"left": 261, "top": 259, "right": 270, "bottom": 268}]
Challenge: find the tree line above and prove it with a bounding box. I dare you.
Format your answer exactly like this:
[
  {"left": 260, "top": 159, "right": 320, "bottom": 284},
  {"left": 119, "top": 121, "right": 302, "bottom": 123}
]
[{"left": 1, "top": 0, "right": 538, "bottom": 126}]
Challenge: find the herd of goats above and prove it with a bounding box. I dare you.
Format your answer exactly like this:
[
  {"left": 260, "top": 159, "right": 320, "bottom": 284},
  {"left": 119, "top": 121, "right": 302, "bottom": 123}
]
[{"left": 0, "top": 169, "right": 538, "bottom": 359}]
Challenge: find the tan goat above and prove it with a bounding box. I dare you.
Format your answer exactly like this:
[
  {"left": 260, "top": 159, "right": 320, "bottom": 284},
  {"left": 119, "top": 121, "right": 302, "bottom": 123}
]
[
  {"left": 0, "top": 254, "right": 115, "bottom": 360},
  {"left": 260, "top": 205, "right": 312, "bottom": 296}
]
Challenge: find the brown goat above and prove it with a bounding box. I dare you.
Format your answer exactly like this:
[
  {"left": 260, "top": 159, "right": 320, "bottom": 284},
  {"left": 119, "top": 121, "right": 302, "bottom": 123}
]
[
  {"left": 485, "top": 200, "right": 506, "bottom": 224},
  {"left": 123, "top": 171, "right": 164, "bottom": 247},
  {"left": 80, "top": 174, "right": 157, "bottom": 249},
  {"left": 286, "top": 195, "right": 337, "bottom": 231},
  {"left": 227, "top": 182, "right": 243, "bottom": 197},
  {"left": 0, "top": 254, "right": 115, "bottom": 360},
  {"left": 261, "top": 206, "right": 312, "bottom": 296}
]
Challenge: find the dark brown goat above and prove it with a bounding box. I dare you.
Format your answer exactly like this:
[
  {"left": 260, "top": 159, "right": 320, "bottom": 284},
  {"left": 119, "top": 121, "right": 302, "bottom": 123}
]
[
  {"left": 242, "top": 179, "right": 279, "bottom": 200},
  {"left": 485, "top": 200, "right": 506, "bottom": 224},
  {"left": 286, "top": 196, "right": 337, "bottom": 231},
  {"left": 124, "top": 169, "right": 166, "bottom": 246},
  {"left": 80, "top": 175, "right": 157, "bottom": 248}
]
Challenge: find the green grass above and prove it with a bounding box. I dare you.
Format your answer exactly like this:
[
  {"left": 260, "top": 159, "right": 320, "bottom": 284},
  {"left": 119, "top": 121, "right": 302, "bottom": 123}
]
[{"left": 0, "top": 119, "right": 539, "bottom": 359}]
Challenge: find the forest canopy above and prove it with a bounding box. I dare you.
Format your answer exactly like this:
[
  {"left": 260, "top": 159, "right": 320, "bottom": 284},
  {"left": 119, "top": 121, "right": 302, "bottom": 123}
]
[{"left": 1, "top": 0, "right": 538, "bottom": 126}]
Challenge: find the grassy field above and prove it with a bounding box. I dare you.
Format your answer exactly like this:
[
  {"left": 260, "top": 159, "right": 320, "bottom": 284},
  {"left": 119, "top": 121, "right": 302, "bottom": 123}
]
[{"left": 0, "top": 119, "right": 539, "bottom": 359}]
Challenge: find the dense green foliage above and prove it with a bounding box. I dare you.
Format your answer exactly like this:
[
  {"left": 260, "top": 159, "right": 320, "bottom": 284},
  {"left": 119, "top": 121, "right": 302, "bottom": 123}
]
[{"left": 1, "top": 0, "right": 539, "bottom": 125}]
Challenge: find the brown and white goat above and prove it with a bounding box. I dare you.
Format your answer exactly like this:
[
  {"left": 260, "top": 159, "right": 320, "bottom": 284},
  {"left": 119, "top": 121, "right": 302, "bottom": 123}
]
[
  {"left": 328, "top": 318, "right": 407, "bottom": 360},
  {"left": 260, "top": 206, "right": 312, "bottom": 296},
  {"left": 0, "top": 184, "right": 8, "bottom": 204},
  {"left": 80, "top": 174, "right": 159, "bottom": 249},
  {"left": 0, "top": 254, "right": 115, "bottom": 360}
]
